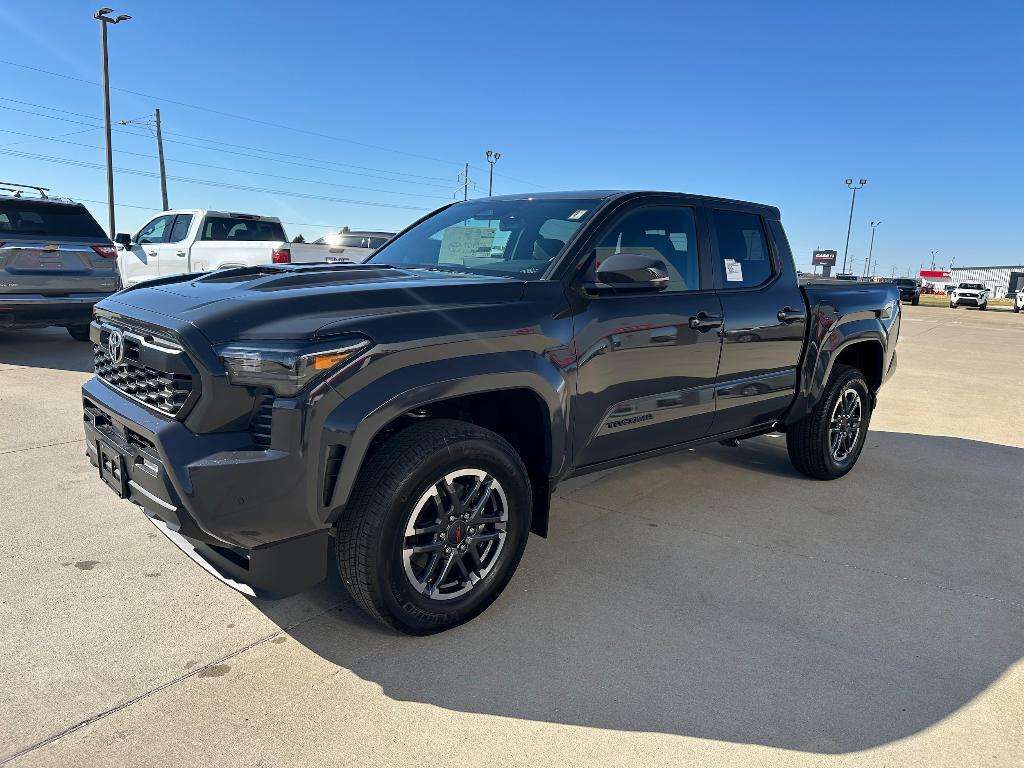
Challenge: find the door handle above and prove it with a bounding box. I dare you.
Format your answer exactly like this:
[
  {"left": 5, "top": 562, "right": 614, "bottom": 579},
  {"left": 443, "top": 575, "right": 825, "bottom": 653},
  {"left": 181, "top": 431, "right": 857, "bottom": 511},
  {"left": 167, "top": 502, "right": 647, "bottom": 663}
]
[
  {"left": 176, "top": 250, "right": 186, "bottom": 257},
  {"left": 688, "top": 312, "right": 724, "bottom": 331},
  {"left": 777, "top": 307, "right": 806, "bottom": 323},
  {"left": 147, "top": 250, "right": 158, "bottom": 257}
]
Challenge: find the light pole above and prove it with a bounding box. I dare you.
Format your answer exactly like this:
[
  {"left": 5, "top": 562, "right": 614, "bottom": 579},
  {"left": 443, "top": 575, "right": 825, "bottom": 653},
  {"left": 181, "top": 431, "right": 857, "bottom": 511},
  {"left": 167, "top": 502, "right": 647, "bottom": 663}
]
[
  {"left": 95, "top": 7, "right": 131, "bottom": 236},
  {"left": 930, "top": 250, "right": 939, "bottom": 270},
  {"left": 841, "top": 178, "right": 867, "bottom": 275},
  {"left": 486, "top": 149, "right": 501, "bottom": 196},
  {"left": 865, "top": 220, "right": 881, "bottom": 277}
]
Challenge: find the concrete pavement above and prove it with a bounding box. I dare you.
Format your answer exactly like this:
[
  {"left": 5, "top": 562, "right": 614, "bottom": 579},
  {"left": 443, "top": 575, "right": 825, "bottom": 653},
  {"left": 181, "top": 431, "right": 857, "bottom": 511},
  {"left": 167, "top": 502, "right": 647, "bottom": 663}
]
[{"left": 1, "top": 304, "right": 1022, "bottom": 767}]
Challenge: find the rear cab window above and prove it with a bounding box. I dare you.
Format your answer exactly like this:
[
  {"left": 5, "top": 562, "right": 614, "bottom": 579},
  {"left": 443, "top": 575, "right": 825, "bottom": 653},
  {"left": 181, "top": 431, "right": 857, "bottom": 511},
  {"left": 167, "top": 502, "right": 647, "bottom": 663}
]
[
  {"left": 200, "top": 216, "right": 286, "bottom": 242},
  {"left": 0, "top": 200, "right": 107, "bottom": 239}
]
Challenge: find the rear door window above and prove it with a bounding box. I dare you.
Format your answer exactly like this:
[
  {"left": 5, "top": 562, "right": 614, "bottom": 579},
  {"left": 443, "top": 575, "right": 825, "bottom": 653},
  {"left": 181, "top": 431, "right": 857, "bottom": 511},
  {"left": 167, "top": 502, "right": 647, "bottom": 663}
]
[
  {"left": 712, "top": 210, "right": 774, "bottom": 289},
  {"left": 0, "top": 201, "right": 107, "bottom": 239},
  {"left": 169, "top": 214, "right": 194, "bottom": 243},
  {"left": 201, "top": 216, "right": 286, "bottom": 242}
]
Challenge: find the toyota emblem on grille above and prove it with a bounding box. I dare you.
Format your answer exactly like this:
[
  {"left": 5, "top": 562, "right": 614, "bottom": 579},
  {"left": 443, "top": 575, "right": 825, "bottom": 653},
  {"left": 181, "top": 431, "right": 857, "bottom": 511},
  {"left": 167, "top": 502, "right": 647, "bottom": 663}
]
[{"left": 107, "top": 329, "right": 125, "bottom": 365}]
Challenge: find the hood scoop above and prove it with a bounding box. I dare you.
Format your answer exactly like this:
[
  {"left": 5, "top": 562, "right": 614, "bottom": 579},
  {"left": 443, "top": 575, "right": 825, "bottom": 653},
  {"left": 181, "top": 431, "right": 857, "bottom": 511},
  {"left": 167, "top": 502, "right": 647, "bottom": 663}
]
[{"left": 194, "top": 263, "right": 401, "bottom": 290}]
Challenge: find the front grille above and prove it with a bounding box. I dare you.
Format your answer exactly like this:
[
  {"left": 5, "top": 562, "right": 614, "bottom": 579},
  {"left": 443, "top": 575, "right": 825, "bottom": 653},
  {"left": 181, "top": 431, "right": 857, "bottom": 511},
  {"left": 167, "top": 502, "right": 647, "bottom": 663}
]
[
  {"left": 94, "top": 323, "right": 197, "bottom": 417},
  {"left": 249, "top": 394, "right": 274, "bottom": 447}
]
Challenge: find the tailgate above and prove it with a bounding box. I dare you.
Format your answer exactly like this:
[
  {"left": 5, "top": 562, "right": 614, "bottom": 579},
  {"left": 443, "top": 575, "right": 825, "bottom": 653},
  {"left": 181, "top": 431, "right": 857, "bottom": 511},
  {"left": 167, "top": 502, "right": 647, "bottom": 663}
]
[{"left": 0, "top": 241, "right": 118, "bottom": 295}]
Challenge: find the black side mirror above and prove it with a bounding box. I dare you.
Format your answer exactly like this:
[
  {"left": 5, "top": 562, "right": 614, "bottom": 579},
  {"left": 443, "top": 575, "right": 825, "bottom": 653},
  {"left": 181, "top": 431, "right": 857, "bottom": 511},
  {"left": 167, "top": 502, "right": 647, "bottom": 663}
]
[
  {"left": 584, "top": 252, "right": 669, "bottom": 294},
  {"left": 114, "top": 233, "right": 132, "bottom": 248}
]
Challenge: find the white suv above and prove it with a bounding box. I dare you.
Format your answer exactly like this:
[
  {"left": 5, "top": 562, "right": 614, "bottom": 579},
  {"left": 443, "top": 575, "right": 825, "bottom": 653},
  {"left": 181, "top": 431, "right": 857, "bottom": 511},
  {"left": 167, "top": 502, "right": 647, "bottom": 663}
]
[
  {"left": 949, "top": 282, "right": 990, "bottom": 310},
  {"left": 1013, "top": 288, "right": 1023, "bottom": 313}
]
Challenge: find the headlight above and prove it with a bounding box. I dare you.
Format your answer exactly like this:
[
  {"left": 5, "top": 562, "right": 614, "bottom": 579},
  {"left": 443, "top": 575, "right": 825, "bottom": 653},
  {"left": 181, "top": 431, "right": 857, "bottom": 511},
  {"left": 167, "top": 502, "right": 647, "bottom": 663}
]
[{"left": 216, "top": 336, "right": 371, "bottom": 396}]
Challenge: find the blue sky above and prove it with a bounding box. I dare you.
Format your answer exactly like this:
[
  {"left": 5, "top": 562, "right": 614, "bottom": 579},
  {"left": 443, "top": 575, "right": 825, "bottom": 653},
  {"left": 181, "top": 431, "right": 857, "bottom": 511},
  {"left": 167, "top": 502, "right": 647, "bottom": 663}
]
[{"left": 1, "top": 0, "right": 1021, "bottom": 275}]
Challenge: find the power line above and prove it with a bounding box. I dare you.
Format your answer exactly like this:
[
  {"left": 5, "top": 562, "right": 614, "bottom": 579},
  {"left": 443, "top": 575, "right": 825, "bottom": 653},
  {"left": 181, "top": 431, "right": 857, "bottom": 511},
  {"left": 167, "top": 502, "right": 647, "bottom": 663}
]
[
  {"left": 0, "top": 98, "right": 458, "bottom": 187},
  {"left": 0, "top": 147, "right": 434, "bottom": 211},
  {"left": 0, "top": 58, "right": 463, "bottom": 167},
  {"left": 0, "top": 129, "right": 452, "bottom": 200}
]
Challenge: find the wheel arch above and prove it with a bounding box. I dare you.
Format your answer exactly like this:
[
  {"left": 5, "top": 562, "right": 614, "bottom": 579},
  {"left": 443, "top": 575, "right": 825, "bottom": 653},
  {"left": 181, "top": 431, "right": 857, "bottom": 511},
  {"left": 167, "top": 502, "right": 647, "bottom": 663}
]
[{"left": 321, "top": 357, "right": 568, "bottom": 537}]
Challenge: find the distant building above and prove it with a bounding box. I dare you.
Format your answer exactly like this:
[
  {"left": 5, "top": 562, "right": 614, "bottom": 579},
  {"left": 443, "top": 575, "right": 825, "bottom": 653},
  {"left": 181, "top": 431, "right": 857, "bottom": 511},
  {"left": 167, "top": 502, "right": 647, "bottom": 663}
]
[{"left": 946, "top": 266, "right": 1024, "bottom": 298}]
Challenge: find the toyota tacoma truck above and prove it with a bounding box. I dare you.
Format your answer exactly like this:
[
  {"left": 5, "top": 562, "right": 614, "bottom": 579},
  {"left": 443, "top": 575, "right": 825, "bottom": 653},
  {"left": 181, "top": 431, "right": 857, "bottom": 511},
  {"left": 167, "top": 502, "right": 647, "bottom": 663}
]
[{"left": 81, "top": 191, "right": 900, "bottom": 634}]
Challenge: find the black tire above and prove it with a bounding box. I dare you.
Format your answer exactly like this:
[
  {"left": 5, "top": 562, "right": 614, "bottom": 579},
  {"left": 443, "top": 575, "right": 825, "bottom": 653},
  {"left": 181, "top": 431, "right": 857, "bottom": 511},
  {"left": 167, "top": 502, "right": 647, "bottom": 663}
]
[
  {"left": 911, "top": 296, "right": 919, "bottom": 306},
  {"left": 336, "top": 419, "right": 532, "bottom": 634},
  {"left": 1014, "top": 304, "right": 1020, "bottom": 313},
  {"left": 786, "top": 364, "right": 872, "bottom": 480},
  {"left": 980, "top": 303, "right": 987, "bottom": 311},
  {"left": 949, "top": 302, "right": 957, "bottom": 309},
  {"left": 65, "top": 324, "right": 91, "bottom": 342}
]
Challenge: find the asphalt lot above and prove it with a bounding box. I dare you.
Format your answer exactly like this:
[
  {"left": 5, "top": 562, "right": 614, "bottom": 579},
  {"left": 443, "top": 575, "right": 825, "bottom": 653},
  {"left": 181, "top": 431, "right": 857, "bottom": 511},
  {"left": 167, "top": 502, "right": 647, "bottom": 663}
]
[{"left": 1, "top": 304, "right": 1022, "bottom": 767}]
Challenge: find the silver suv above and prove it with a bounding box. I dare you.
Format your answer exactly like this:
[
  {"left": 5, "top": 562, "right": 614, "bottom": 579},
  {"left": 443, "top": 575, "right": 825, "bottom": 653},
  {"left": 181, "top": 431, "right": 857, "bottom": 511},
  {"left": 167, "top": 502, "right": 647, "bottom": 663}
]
[{"left": 0, "top": 186, "right": 119, "bottom": 341}]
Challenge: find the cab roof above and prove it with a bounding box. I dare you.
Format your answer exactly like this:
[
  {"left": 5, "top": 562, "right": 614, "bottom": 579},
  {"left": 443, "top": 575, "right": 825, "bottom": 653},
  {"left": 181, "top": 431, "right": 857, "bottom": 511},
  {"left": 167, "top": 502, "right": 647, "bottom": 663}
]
[{"left": 483, "top": 190, "right": 780, "bottom": 219}]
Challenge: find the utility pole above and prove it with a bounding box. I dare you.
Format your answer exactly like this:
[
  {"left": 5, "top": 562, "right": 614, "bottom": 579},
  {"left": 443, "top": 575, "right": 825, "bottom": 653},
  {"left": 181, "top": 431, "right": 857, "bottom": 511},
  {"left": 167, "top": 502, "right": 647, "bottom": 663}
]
[
  {"left": 456, "top": 163, "right": 471, "bottom": 201},
  {"left": 866, "top": 220, "right": 881, "bottom": 277},
  {"left": 94, "top": 7, "right": 131, "bottom": 236},
  {"left": 485, "top": 149, "right": 501, "bottom": 196},
  {"left": 841, "top": 178, "right": 867, "bottom": 275},
  {"left": 155, "top": 108, "right": 168, "bottom": 209},
  {"left": 891, "top": 266, "right": 896, "bottom": 280},
  {"left": 120, "top": 108, "right": 169, "bottom": 210}
]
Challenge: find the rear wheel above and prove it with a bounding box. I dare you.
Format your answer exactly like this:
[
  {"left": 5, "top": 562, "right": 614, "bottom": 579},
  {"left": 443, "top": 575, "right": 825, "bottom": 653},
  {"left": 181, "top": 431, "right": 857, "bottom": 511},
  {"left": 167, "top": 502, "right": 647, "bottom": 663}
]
[
  {"left": 949, "top": 301, "right": 957, "bottom": 309},
  {"left": 336, "top": 419, "right": 532, "bottom": 634},
  {"left": 65, "top": 324, "right": 91, "bottom": 342},
  {"left": 911, "top": 296, "right": 919, "bottom": 306},
  {"left": 1014, "top": 303, "right": 1020, "bottom": 313},
  {"left": 786, "top": 364, "right": 872, "bottom": 480}
]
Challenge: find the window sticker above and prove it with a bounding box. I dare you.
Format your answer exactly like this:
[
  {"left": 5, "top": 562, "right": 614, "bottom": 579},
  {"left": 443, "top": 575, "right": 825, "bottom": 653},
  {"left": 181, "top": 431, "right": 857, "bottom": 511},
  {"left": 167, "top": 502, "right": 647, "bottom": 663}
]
[
  {"left": 567, "top": 209, "right": 588, "bottom": 221},
  {"left": 439, "top": 226, "right": 497, "bottom": 264},
  {"left": 724, "top": 259, "right": 744, "bottom": 282}
]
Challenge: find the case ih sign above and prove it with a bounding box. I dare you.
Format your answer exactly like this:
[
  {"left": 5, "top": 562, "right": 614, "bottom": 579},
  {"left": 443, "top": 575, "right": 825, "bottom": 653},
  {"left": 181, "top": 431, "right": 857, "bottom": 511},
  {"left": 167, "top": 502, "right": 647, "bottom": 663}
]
[{"left": 812, "top": 250, "right": 838, "bottom": 266}]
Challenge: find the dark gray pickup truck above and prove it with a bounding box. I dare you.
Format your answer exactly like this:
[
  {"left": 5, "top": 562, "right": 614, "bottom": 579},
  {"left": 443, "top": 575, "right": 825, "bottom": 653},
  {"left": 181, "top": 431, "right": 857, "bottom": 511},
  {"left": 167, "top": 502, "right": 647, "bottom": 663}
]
[{"left": 81, "top": 191, "right": 900, "bottom": 633}]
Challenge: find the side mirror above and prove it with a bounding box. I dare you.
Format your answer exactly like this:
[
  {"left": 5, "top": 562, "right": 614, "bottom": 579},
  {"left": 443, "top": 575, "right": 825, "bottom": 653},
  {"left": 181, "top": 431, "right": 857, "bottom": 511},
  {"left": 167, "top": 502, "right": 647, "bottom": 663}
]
[
  {"left": 114, "top": 233, "right": 132, "bottom": 248},
  {"left": 584, "top": 252, "right": 669, "bottom": 294}
]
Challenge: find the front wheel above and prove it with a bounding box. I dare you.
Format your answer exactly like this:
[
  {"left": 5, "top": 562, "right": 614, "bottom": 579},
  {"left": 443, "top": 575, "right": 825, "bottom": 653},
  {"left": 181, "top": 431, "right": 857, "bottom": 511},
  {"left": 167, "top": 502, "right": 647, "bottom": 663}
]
[
  {"left": 65, "top": 324, "right": 91, "bottom": 342},
  {"left": 786, "top": 364, "right": 872, "bottom": 480},
  {"left": 949, "top": 302, "right": 957, "bottom": 309},
  {"left": 336, "top": 419, "right": 532, "bottom": 634},
  {"left": 911, "top": 296, "right": 919, "bottom": 306},
  {"left": 1014, "top": 304, "right": 1020, "bottom": 313},
  {"left": 979, "top": 302, "right": 987, "bottom": 311}
]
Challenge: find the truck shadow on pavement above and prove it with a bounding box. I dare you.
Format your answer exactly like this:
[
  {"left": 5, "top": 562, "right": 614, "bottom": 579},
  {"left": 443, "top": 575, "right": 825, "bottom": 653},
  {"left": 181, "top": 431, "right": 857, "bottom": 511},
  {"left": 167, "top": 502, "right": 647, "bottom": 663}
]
[
  {"left": 0, "top": 327, "right": 95, "bottom": 373},
  {"left": 259, "top": 430, "right": 1024, "bottom": 754}
]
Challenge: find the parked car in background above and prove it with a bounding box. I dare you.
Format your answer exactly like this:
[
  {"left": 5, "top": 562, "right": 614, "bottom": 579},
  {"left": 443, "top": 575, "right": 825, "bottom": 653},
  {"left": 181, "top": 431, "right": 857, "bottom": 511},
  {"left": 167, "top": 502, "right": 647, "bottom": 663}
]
[
  {"left": 0, "top": 188, "right": 118, "bottom": 340},
  {"left": 893, "top": 277, "right": 921, "bottom": 305},
  {"left": 82, "top": 190, "right": 900, "bottom": 634},
  {"left": 1013, "top": 288, "right": 1023, "bottom": 313},
  {"left": 834, "top": 273, "right": 860, "bottom": 281},
  {"left": 948, "top": 282, "right": 990, "bottom": 310},
  {"left": 314, "top": 230, "right": 395, "bottom": 263},
  {"left": 115, "top": 210, "right": 331, "bottom": 287}
]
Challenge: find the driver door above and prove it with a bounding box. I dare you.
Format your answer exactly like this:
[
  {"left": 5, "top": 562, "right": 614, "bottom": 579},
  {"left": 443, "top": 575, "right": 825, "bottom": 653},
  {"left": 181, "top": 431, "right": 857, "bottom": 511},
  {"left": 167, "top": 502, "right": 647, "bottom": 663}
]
[
  {"left": 121, "top": 214, "right": 173, "bottom": 286},
  {"left": 570, "top": 203, "right": 724, "bottom": 468}
]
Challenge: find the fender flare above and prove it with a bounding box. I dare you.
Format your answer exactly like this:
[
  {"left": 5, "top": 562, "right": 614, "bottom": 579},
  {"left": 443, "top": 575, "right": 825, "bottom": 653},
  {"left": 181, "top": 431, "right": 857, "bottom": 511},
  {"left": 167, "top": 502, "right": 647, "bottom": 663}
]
[{"left": 320, "top": 352, "right": 569, "bottom": 518}]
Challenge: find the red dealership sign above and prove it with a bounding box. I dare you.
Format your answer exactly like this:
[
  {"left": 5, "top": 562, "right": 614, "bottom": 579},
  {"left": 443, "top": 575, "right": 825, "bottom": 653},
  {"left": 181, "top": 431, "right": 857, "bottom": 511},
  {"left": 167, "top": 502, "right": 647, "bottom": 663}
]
[{"left": 920, "top": 270, "right": 950, "bottom": 278}]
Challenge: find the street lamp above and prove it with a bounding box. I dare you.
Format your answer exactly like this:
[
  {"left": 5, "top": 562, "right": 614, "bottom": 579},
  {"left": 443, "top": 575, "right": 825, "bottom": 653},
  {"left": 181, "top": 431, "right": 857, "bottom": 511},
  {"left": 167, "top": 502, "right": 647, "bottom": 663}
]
[
  {"left": 930, "top": 250, "right": 939, "bottom": 270},
  {"left": 94, "top": 7, "right": 131, "bottom": 237},
  {"left": 841, "top": 178, "right": 867, "bottom": 275},
  {"left": 865, "top": 220, "right": 881, "bottom": 277},
  {"left": 485, "top": 149, "right": 501, "bottom": 197}
]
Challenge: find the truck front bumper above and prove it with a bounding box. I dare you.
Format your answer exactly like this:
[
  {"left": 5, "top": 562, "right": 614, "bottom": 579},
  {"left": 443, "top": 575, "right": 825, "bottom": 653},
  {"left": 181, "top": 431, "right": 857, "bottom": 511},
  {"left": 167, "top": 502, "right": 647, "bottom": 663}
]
[{"left": 82, "top": 377, "right": 329, "bottom": 599}]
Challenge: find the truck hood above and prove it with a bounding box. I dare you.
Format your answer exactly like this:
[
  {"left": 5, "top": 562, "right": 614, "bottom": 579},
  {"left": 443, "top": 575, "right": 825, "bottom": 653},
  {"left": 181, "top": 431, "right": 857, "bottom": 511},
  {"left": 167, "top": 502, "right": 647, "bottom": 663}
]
[{"left": 97, "top": 263, "right": 527, "bottom": 344}]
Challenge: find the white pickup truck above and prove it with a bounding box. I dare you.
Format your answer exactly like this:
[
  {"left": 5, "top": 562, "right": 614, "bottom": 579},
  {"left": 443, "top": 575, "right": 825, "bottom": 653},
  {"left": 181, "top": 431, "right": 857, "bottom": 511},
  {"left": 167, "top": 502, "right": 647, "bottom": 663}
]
[{"left": 114, "top": 210, "right": 331, "bottom": 287}]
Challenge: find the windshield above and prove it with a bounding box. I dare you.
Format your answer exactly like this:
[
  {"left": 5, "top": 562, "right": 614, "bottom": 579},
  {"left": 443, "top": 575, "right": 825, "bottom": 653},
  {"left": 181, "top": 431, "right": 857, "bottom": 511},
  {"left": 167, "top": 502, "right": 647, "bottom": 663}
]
[
  {"left": 894, "top": 279, "right": 917, "bottom": 287},
  {"left": 369, "top": 198, "right": 599, "bottom": 279},
  {"left": 959, "top": 283, "right": 984, "bottom": 290}
]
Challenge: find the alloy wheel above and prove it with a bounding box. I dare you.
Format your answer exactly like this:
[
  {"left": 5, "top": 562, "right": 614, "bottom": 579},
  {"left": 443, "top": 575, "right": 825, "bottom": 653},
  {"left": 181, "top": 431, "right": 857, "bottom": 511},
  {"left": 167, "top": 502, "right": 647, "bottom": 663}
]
[
  {"left": 401, "top": 469, "right": 509, "bottom": 601},
  {"left": 828, "top": 387, "right": 863, "bottom": 462}
]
